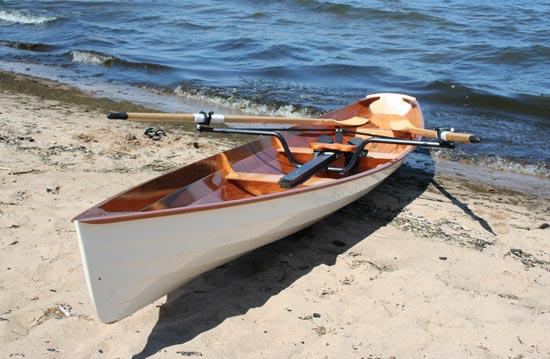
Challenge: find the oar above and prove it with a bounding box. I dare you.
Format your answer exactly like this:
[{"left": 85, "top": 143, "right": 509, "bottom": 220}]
[
  {"left": 369, "top": 114, "right": 480, "bottom": 143},
  {"left": 107, "top": 111, "right": 368, "bottom": 127}
]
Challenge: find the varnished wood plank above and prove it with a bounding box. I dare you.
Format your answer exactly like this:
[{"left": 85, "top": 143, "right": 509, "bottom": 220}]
[
  {"left": 226, "top": 171, "right": 335, "bottom": 186},
  {"left": 310, "top": 142, "right": 356, "bottom": 153}
]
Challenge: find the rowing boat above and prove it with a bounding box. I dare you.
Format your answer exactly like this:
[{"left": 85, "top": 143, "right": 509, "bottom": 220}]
[{"left": 73, "top": 93, "right": 478, "bottom": 323}]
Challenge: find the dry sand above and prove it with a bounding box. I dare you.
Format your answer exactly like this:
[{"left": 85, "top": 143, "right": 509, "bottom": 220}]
[{"left": 1, "top": 75, "right": 549, "bottom": 358}]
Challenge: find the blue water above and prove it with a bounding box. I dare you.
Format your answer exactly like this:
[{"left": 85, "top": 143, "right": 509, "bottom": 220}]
[{"left": 1, "top": 0, "right": 549, "bottom": 175}]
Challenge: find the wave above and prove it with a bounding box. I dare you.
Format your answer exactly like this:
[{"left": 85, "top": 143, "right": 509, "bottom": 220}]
[
  {"left": 420, "top": 80, "right": 550, "bottom": 120},
  {"left": 171, "top": 19, "right": 217, "bottom": 30},
  {"left": 69, "top": 50, "right": 171, "bottom": 71},
  {"left": 430, "top": 149, "right": 549, "bottom": 178},
  {"left": 250, "top": 11, "right": 269, "bottom": 19},
  {"left": 292, "top": 0, "right": 458, "bottom": 26},
  {"left": 70, "top": 50, "right": 117, "bottom": 65},
  {"left": 294, "top": 0, "right": 353, "bottom": 15},
  {"left": 465, "top": 44, "right": 550, "bottom": 66},
  {"left": 173, "top": 82, "right": 323, "bottom": 118},
  {"left": 0, "top": 40, "right": 56, "bottom": 52},
  {"left": 247, "top": 44, "right": 310, "bottom": 62},
  {"left": 0, "top": 9, "right": 58, "bottom": 25}
]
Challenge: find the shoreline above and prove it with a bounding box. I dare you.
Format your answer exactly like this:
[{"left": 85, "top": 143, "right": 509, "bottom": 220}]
[
  {"left": 1, "top": 72, "right": 549, "bottom": 357},
  {"left": 0, "top": 70, "right": 154, "bottom": 114},
  {"left": 0, "top": 69, "right": 547, "bottom": 198}
]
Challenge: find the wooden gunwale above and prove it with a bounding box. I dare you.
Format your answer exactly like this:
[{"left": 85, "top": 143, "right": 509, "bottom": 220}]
[{"left": 73, "top": 95, "right": 423, "bottom": 225}]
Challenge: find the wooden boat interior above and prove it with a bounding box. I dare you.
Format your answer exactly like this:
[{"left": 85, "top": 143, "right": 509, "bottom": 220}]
[{"left": 74, "top": 94, "right": 423, "bottom": 221}]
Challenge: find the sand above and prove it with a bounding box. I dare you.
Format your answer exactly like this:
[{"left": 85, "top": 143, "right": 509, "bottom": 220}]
[{"left": 1, "top": 74, "right": 549, "bottom": 358}]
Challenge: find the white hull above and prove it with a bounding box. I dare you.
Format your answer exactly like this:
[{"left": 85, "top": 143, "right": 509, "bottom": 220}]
[{"left": 75, "top": 160, "right": 402, "bottom": 323}]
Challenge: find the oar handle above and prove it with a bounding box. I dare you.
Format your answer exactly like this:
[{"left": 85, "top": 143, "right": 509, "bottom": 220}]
[
  {"left": 406, "top": 127, "right": 480, "bottom": 143},
  {"left": 441, "top": 131, "right": 480, "bottom": 143},
  {"left": 108, "top": 112, "right": 196, "bottom": 121},
  {"left": 107, "top": 112, "right": 128, "bottom": 120}
]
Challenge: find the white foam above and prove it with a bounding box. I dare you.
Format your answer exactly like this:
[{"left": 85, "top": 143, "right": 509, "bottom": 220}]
[
  {"left": 0, "top": 10, "right": 57, "bottom": 25},
  {"left": 173, "top": 84, "right": 314, "bottom": 119},
  {"left": 71, "top": 51, "right": 115, "bottom": 65},
  {"left": 430, "top": 149, "right": 549, "bottom": 178}
]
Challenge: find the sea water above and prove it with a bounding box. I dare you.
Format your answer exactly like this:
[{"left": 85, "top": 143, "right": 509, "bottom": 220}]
[{"left": 0, "top": 0, "right": 548, "bottom": 177}]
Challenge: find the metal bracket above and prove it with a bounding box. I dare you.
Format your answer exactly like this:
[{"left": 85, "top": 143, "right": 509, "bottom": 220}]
[
  {"left": 195, "top": 111, "right": 214, "bottom": 127},
  {"left": 435, "top": 127, "right": 456, "bottom": 148}
]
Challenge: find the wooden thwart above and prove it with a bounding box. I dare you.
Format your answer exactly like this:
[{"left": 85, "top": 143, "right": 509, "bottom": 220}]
[
  {"left": 225, "top": 172, "right": 334, "bottom": 186},
  {"left": 220, "top": 154, "right": 334, "bottom": 188},
  {"left": 275, "top": 146, "right": 400, "bottom": 160},
  {"left": 310, "top": 142, "right": 356, "bottom": 153}
]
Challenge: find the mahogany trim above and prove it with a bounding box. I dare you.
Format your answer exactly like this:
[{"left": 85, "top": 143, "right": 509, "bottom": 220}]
[{"left": 275, "top": 146, "right": 313, "bottom": 155}]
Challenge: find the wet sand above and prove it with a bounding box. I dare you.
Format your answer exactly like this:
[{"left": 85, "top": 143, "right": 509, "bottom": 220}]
[{"left": 1, "top": 72, "right": 549, "bottom": 358}]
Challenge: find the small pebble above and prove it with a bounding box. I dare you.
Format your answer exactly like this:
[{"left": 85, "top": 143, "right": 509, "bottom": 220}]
[
  {"left": 313, "top": 313, "right": 321, "bottom": 318},
  {"left": 46, "top": 186, "right": 60, "bottom": 194},
  {"left": 439, "top": 256, "right": 447, "bottom": 261}
]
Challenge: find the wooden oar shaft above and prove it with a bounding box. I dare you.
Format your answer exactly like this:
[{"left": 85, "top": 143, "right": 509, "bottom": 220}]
[
  {"left": 121, "top": 112, "right": 334, "bottom": 123},
  {"left": 354, "top": 127, "right": 479, "bottom": 143},
  {"left": 224, "top": 115, "right": 336, "bottom": 125},
  {"left": 369, "top": 115, "right": 480, "bottom": 143},
  {"left": 108, "top": 112, "right": 367, "bottom": 127}
]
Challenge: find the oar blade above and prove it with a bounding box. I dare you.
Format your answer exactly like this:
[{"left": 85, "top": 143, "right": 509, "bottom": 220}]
[
  {"left": 338, "top": 116, "right": 369, "bottom": 127},
  {"left": 388, "top": 119, "right": 414, "bottom": 131}
]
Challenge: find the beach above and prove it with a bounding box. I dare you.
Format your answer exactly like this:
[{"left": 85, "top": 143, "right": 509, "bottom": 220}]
[{"left": 1, "top": 73, "right": 549, "bottom": 358}]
